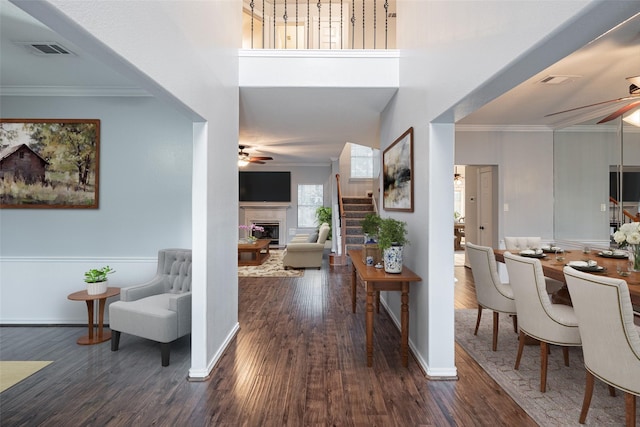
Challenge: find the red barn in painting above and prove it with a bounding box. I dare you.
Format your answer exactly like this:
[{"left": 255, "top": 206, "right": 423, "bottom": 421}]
[{"left": 0, "top": 144, "right": 48, "bottom": 184}]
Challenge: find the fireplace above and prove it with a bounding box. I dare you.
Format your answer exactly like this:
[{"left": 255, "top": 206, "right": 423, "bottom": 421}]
[
  {"left": 253, "top": 222, "right": 279, "bottom": 246},
  {"left": 241, "top": 203, "right": 289, "bottom": 248}
]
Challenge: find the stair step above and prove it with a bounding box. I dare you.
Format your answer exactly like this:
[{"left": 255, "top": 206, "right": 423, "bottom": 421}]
[
  {"left": 344, "top": 211, "right": 370, "bottom": 218},
  {"left": 346, "top": 218, "right": 363, "bottom": 227},
  {"left": 345, "top": 235, "right": 365, "bottom": 244},
  {"left": 342, "top": 197, "right": 373, "bottom": 205},
  {"left": 343, "top": 204, "right": 373, "bottom": 212},
  {"left": 345, "top": 227, "right": 363, "bottom": 236}
]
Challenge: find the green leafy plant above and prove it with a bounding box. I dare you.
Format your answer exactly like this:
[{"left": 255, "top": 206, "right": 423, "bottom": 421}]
[
  {"left": 360, "top": 213, "right": 381, "bottom": 237},
  {"left": 315, "top": 206, "right": 332, "bottom": 240},
  {"left": 84, "top": 266, "right": 115, "bottom": 283},
  {"left": 377, "top": 218, "right": 409, "bottom": 251}
]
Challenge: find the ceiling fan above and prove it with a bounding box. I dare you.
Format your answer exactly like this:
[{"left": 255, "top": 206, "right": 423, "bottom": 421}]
[
  {"left": 238, "top": 145, "right": 273, "bottom": 166},
  {"left": 546, "top": 75, "right": 640, "bottom": 125}
]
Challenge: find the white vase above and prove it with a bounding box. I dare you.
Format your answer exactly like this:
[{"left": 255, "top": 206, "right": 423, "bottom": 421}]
[
  {"left": 383, "top": 246, "right": 404, "bottom": 273},
  {"left": 87, "top": 280, "right": 108, "bottom": 295}
]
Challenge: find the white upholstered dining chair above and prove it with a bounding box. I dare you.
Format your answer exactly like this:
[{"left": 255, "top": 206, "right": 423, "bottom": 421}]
[
  {"left": 465, "top": 242, "right": 517, "bottom": 351},
  {"left": 563, "top": 266, "right": 640, "bottom": 426},
  {"left": 503, "top": 251, "right": 582, "bottom": 392},
  {"left": 504, "top": 236, "right": 563, "bottom": 295}
]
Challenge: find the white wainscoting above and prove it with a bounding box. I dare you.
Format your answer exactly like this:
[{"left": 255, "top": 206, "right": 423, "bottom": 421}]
[{"left": 0, "top": 256, "right": 157, "bottom": 324}]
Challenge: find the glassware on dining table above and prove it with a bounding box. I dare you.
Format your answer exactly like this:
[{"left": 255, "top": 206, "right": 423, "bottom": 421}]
[
  {"left": 617, "top": 263, "right": 631, "bottom": 277},
  {"left": 583, "top": 246, "right": 591, "bottom": 254},
  {"left": 555, "top": 248, "right": 565, "bottom": 263}
]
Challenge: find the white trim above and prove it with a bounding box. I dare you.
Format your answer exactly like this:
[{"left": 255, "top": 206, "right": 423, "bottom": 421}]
[
  {"left": 380, "top": 294, "right": 458, "bottom": 379},
  {"left": 239, "top": 49, "right": 400, "bottom": 59},
  {"left": 188, "top": 322, "right": 240, "bottom": 380}
]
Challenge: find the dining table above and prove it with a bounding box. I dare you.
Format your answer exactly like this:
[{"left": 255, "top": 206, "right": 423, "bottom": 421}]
[{"left": 493, "top": 248, "right": 640, "bottom": 311}]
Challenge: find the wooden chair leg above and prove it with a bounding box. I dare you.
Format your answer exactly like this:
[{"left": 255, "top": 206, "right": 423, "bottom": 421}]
[
  {"left": 608, "top": 385, "right": 617, "bottom": 397},
  {"left": 111, "top": 330, "right": 121, "bottom": 351},
  {"left": 540, "top": 341, "right": 549, "bottom": 393},
  {"left": 579, "top": 370, "right": 595, "bottom": 424},
  {"left": 514, "top": 330, "right": 526, "bottom": 370},
  {"left": 563, "top": 346, "right": 570, "bottom": 367},
  {"left": 474, "top": 305, "right": 482, "bottom": 336},
  {"left": 625, "top": 392, "right": 636, "bottom": 427},
  {"left": 492, "top": 311, "right": 499, "bottom": 351},
  {"left": 161, "top": 342, "right": 170, "bottom": 367},
  {"left": 511, "top": 314, "right": 518, "bottom": 333}
]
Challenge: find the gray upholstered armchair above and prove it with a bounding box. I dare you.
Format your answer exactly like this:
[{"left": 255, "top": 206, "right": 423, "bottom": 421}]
[
  {"left": 109, "top": 249, "right": 192, "bottom": 366},
  {"left": 282, "top": 223, "right": 330, "bottom": 269}
]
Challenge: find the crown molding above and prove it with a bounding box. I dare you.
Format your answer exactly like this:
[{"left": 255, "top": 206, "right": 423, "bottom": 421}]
[
  {"left": 455, "top": 124, "right": 552, "bottom": 132},
  {"left": 0, "top": 85, "right": 150, "bottom": 97}
]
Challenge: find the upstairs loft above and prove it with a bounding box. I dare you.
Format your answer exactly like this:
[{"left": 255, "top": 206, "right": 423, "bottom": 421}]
[{"left": 242, "top": 0, "right": 397, "bottom": 51}]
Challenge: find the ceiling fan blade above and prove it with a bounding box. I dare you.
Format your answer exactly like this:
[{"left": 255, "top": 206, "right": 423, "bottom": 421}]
[
  {"left": 597, "top": 100, "right": 640, "bottom": 124},
  {"left": 545, "top": 96, "right": 637, "bottom": 118},
  {"left": 248, "top": 159, "right": 265, "bottom": 164},
  {"left": 627, "top": 75, "right": 640, "bottom": 86},
  {"left": 249, "top": 156, "right": 273, "bottom": 161}
]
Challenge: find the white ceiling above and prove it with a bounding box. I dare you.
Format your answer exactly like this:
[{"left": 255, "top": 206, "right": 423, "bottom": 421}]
[{"left": 1, "top": 0, "right": 639, "bottom": 165}]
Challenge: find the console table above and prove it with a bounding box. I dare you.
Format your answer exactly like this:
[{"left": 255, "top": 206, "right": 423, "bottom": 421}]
[
  {"left": 67, "top": 287, "right": 120, "bottom": 345},
  {"left": 348, "top": 249, "right": 422, "bottom": 367}
]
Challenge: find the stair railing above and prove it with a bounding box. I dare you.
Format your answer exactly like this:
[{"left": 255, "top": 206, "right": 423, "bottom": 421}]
[
  {"left": 336, "top": 173, "right": 346, "bottom": 257},
  {"left": 610, "top": 196, "right": 640, "bottom": 223}
]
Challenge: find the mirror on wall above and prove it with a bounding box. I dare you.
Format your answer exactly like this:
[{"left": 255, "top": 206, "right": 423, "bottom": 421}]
[{"left": 553, "top": 119, "right": 640, "bottom": 246}]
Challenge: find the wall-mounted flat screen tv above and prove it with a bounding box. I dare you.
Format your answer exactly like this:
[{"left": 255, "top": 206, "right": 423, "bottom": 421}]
[{"left": 239, "top": 171, "right": 291, "bottom": 202}]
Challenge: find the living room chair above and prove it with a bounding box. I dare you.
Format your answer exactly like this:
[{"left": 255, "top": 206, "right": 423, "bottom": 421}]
[
  {"left": 282, "top": 223, "right": 330, "bottom": 269},
  {"left": 503, "top": 251, "right": 581, "bottom": 392},
  {"left": 465, "top": 242, "right": 517, "bottom": 351},
  {"left": 504, "top": 236, "right": 564, "bottom": 295},
  {"left": 109, "top": 249, "right": 192, "bottom": 366},
  {"left": 563, "top": 266, "right": 640, "bottom": 426}
]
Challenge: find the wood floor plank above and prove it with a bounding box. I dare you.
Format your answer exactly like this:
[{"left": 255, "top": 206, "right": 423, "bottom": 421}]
[{"left": 0, "top": 255, "right": 535, "bottom": 426}]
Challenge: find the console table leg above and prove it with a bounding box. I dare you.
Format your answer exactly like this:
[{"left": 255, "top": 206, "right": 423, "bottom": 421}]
[
  {"left": 366, "top": 286, "right": 375, "bottom": 367},
  {"left": 401, "top": 282, "right": 409, "bottom": 367}
]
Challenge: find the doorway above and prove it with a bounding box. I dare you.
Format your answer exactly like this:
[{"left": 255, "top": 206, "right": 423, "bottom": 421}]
[{"left": 455, "top": 164, "right": 499, "bottom": 267}]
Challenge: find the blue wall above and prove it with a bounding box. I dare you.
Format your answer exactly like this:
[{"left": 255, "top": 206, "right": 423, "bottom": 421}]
[{"left": 0, "top": 95, "right": 193, "bottom": 257}]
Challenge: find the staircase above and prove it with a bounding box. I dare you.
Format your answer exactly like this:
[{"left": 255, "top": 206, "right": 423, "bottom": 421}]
[{"left": 342, "top": 196, "right": 374, "bottom": 252}]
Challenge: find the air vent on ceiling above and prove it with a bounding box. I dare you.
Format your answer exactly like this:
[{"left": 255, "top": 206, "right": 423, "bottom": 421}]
[
  {"left": 538, "top": 75, "right": 581, "bottom": 85},
  {"left": 15, "top": 41, "right": 75, "bottom": 56}
]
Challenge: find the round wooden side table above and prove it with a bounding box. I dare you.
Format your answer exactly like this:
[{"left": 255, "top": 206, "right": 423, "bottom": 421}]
[{"left": 67, "top": 287, "right": 120, "bottom": 345}]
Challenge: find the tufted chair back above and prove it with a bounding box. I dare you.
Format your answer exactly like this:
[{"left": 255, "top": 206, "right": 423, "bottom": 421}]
[
  {"left": 504, "top": 236, "right": 542, "bottom": 251},
  {"left": 156, "top": 249, "right": 192, "bottom": 293}
]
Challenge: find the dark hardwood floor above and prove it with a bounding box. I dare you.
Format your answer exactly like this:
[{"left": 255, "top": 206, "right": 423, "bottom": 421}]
[{"left": 0, "top": 254, "right": 536, "bottom": 426}]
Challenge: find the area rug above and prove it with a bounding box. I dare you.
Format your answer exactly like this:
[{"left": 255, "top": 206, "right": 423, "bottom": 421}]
[
  {"left": 0, "top": 361, "right": 52, "bottom": 393},
  {"left": 238, "top": 250, "right": 304, "bottom": 278},
  {"left": 455, "top": 309, "right": 637, "bottom": 426}
]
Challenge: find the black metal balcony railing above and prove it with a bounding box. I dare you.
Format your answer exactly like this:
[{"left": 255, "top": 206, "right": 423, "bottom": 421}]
[{"left": 243, "top": 0, "right": 396, "bottom": 50}]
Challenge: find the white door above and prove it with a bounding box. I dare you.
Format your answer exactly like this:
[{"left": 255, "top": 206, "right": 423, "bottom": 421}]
[{"left": 478, "top": 166, "right": 496, "bottom": 247}]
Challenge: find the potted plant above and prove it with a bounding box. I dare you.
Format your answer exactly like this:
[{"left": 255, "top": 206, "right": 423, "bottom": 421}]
[
  {"left": 315, "top": 206, "right": 332, "bottom": 241},
  {"left": 84, "top": 266, "right": 115, "bottom": 295},
  {"left": 377, "top": 218, "right": 409, "bottom": 273},
  {"left": 360, "top": 213, "right": 381, "bottom": 243}
]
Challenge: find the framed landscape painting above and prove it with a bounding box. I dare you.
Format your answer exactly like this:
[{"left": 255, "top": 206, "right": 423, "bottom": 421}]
[
  {"left": 383, "top": 127, "right": 414, "bottom": 212},
  {"left": 0, "top": 119, "right": 100, "bottom": 209}
]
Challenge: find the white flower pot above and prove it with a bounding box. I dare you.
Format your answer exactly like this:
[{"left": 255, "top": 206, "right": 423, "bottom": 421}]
[
  {"left": 383, "top": 246, "right": 404, "bottom": 273},
  {"left": 87, "top": 280, "right": 108, "bottom": 295}
]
